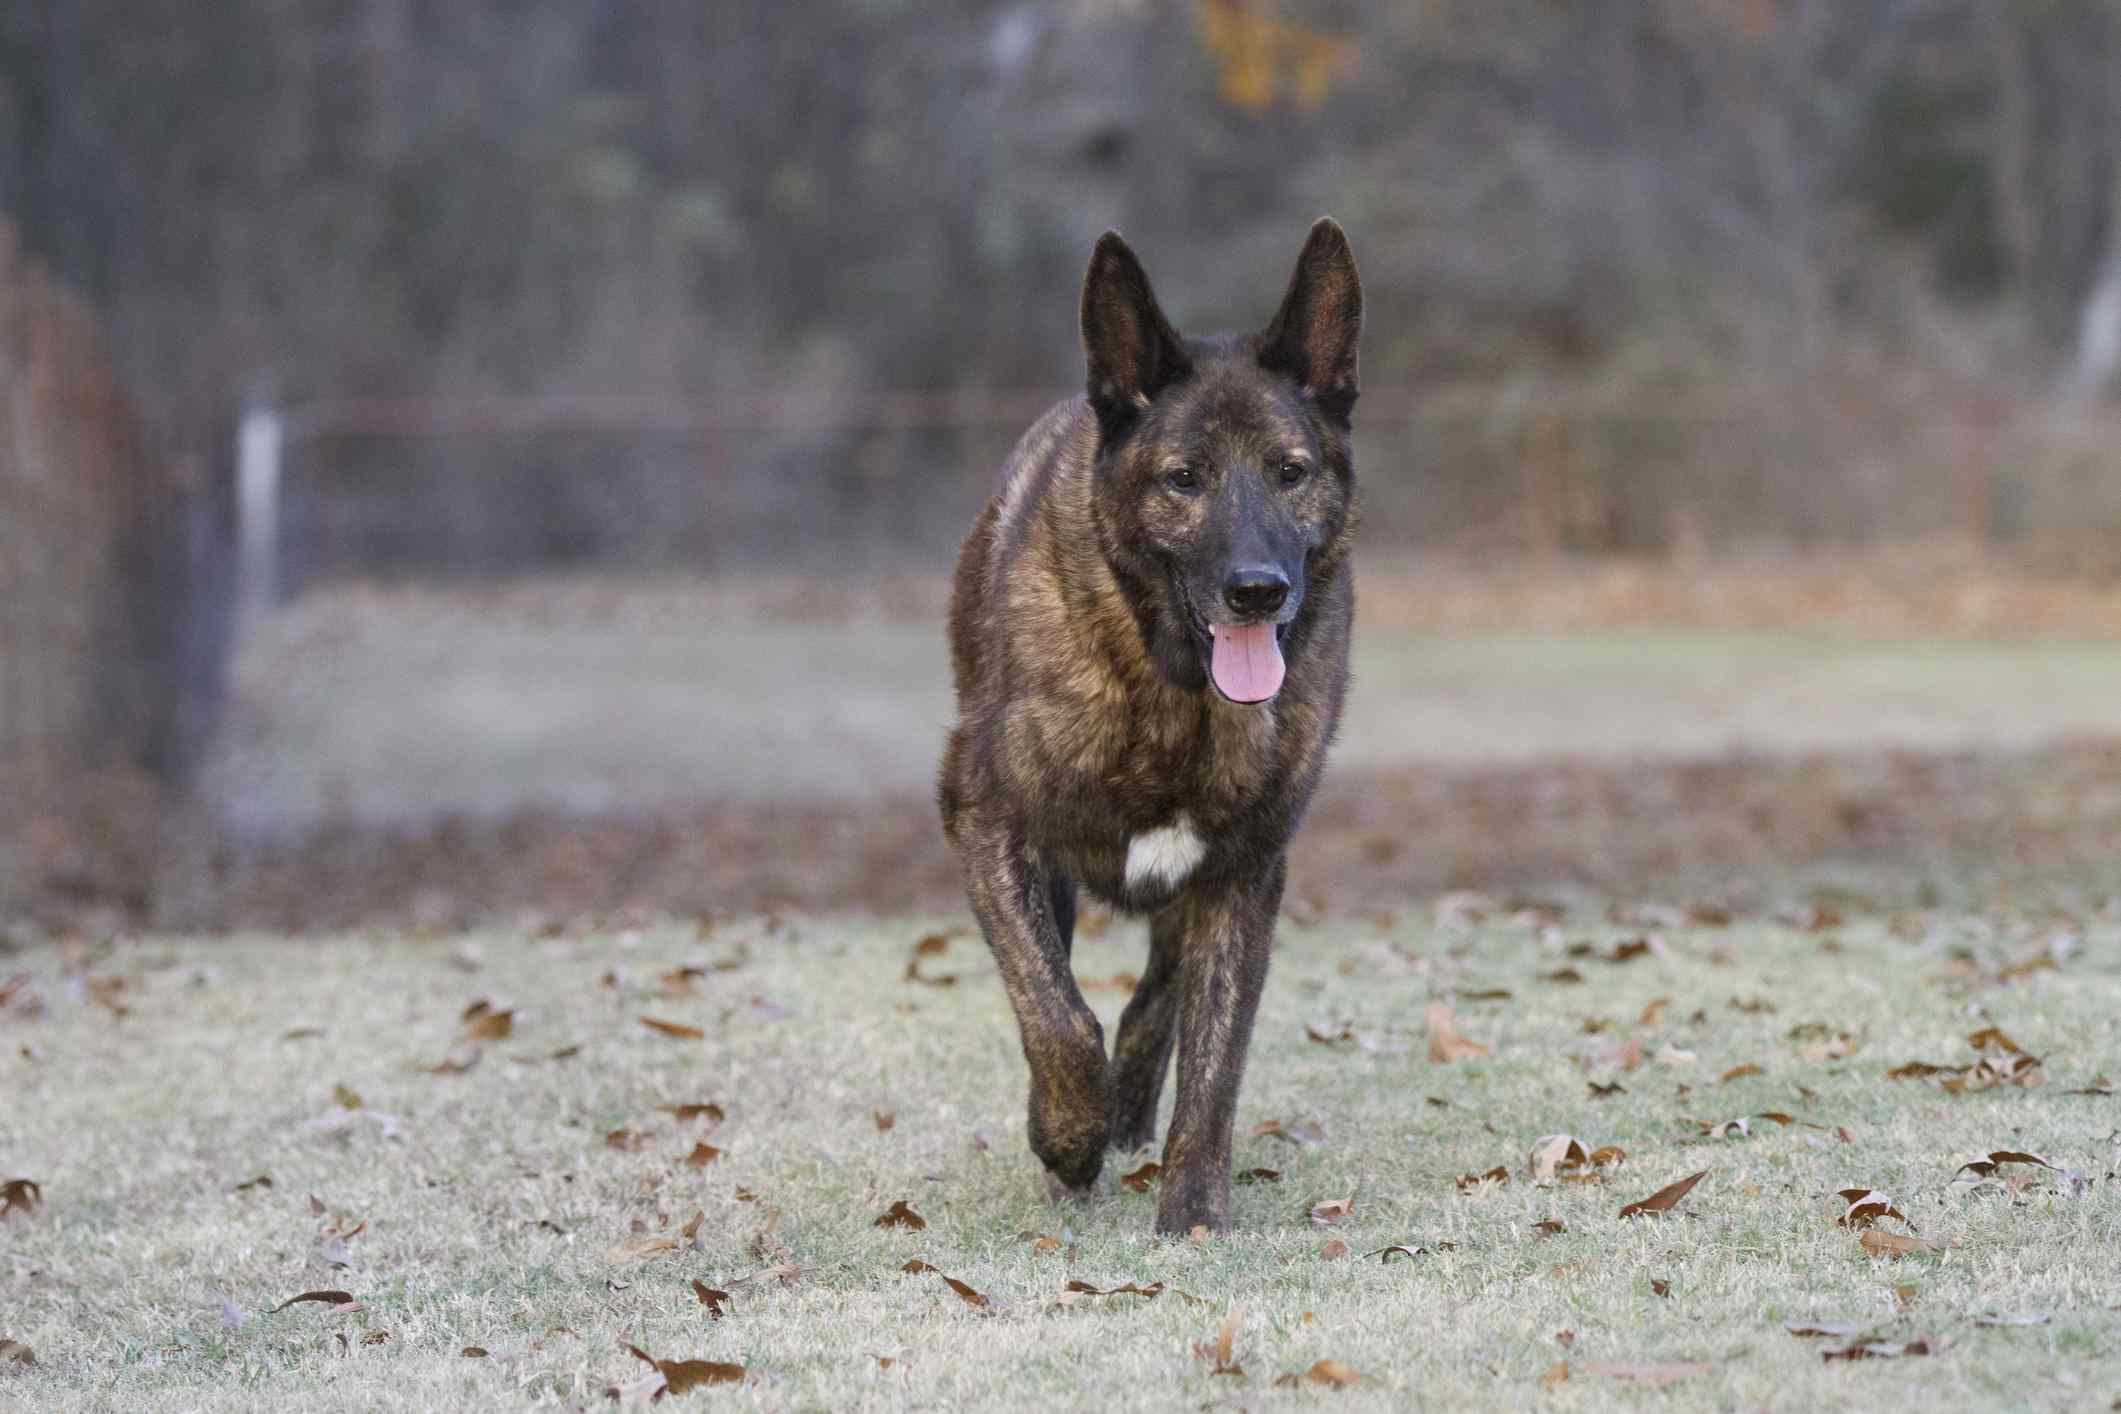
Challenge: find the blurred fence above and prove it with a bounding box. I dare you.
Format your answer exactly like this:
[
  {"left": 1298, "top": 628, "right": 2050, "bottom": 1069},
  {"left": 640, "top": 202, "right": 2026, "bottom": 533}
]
[
  {"left": 0, "top": 223, "right": 190, "bottom": 917},
  {"left": 246, "top": 373, "right": 2121, "bottom": 601}
]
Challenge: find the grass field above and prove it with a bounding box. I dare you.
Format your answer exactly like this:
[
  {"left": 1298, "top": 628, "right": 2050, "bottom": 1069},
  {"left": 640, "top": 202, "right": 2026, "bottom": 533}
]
[{"left": 4, "top": 907, "right": 2117, "bottom": 1410}]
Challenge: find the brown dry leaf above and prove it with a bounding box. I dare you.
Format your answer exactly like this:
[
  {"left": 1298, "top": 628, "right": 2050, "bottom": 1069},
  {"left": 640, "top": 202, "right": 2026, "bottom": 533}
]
[
  {"left": 1858, "top": 1230, "right": 1941, "bottom": 1259},
  {"left": 1318, "top": 1237, "right": 1350, "bottom": 1259},
  {"left": 657, "top": 966, "right": 706, "bottom": 998},
  {"left": 331, "top": 1084, "right": 363, "bottom": 1110},
  {"left": 680, "top": 1211, "right": 705, "bottom": 1243},
  {"left": 1836, "top": 1189, "right": 1909, "bottom": 1229},
  {"left": 1459, "top": 987, "right": 1513, "bottom": 1003},
  {"left": 270, "top": 1290, "right": 357, "bottom": 1313},
  {"left": 658, "top": 1102, "right": 724, "bottom": 1125},
  {"left": 605, "top": 1129, "right": 651, "bottom": 1152},
  {"left": 1588, "top": 1080, "right": 1626, "bottom": 1098},
  {"left": 0, "top": 1340, "right": 33, "bottom": 1371},
  {"left": 1587, "top": 1145, "right": 1626, "bottom": 1168},
  {"left": 684, "top": 1143, "right": 722, "bottom": 1169},
  {"left": 1028, "top": 1235, "right": 1063, "bottom": 1255},
  {"left": 872, "top": 1110, "right": 896, "bottom": 1133},
  {"left": 874, "top": 1200, "right": 927, "bottom": 1231},
  {"left": 1199, "top": 1303, "right": 1245, "bottom": 1377},
  {"left": 639, "top": 1016, "right": 703, "bottom": 1040},
  {"left": 1456, "top": 1166, "right": 1509, "bottom": 1192},
  {"left": 1235, "top": 1168, "right": 1282, "bottom": 1184},
  {"left": 607, "top": 1236, "right": 681, "bottom": 1263},
  {"left": 1251, "top": 1117, "right": 1327, "bottom": 1147},
  {"left": 1599, "top": 1036, "right": 1646, "bottom": 1072},
  {"left": 1538, "top": 1361, "right": 1569, "bottom": 1389},
  {"left": 1, "top": 1179, "right": 42, "bottom": 1220},
  {"left": 913, "top": 933, "right": 951, "bottom": 956},
  {"left": 901, "top": 1259, "right": 940, "bottom": 1274},
  {"left": 1799, "top": 1032, "right": 1861, "bottom": 1063},
  {"left": 1426, "top": 1001, "right": 1488, "bottom": 1063},
  {"left": 1309, "top": 1197, "right": 1356, "bottom": 1226},
  {"left": 361, "top": 1331, "right": 389, "bottom": 1346},
  {"left": 1823, "top": 1337, "right": 1932, "bottom": 1362},
  {"left": 1729, "top": 996, "right": 1777, "bottom": 1014},
  {"left": 233, "top": 1174, "right": 274, "bottom": 1193},
  {"left": 624, "top": 1343, "right": 745, "bottom": 1391},
  {"left": 1956, "top": 1150, "right": 2055, "bottom": 1178},
  {"left": 462, "top": 1007, "right": 514, "bottom": 1041},
  {"left": 1306, "top": 1021, "right": 1356, "bottom": 1044},
  {"left": 1967, "top": 1026, "right": 2022, "bottom": 1054},
  {"left": 1619, "top": 1170, "right": 1708, "bottom": 1219},
  {"left": 1120, "top": 1162, "right": 1161, "bottom": 1193},
  {"left": 1606, "top": 939, "right": 1654, "bottom": 963},
  {"left": 902, "top": 959, "right": 958, "bottom": 988},
  {"left": 1786, "top": 1321, "right": 1869, "bottom": 1339},
  {"left": 1061, "top": 1280, "right": 1166, "bottom": 1302},
  {"left": 1720, "top": 1062, "right": 1763, "bottom": 1083},
  {"left": 1531, "top": 1219, "right": 1566, "bottom": 1237},
  {"left": 1275, "top": 1359, "right": 1360, "bottom": 1390},
  {"left": 939, "top": 1274, "right": 992, "bottom": 1311},
  {"left": 1649, "top": 1278, "right": 1671, "bottom": 1297},
  {"left": 1637, "top": 997, "right": 1671, "bottom": 1026},
  {"left": 462, "top": 1346, "right": 489, "bottom": 1358},
  {"left": 1366, "top": 1244, "right": 1427, "bottom": 1262},
  {"left": 691, "top": 1281, "right": 731, "bottom": 1318},
  {"left": 1541, "top": 967, "right": 1586, "bottom": 985},
  {"left": 1531, "top": 1135, "right": 1589, "bottom": 1182},
  {"left": 1584, "top": 1362, "right": 1715, "bottom": 1386}
]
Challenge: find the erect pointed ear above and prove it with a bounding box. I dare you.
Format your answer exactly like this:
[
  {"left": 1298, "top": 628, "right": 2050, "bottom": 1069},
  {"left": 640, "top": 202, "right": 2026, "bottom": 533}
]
[
  {"left": 1259, "top": 217, "right": 1362, "bottom": 422},
  {"left": 1081, "top": 231, "right": 1190, "bottom": 436}
]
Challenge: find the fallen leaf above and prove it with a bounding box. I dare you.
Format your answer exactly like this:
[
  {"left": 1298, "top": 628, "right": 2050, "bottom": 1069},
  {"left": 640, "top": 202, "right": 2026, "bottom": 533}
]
[
  {"left": 1823, "top": 1337, "right": 1932, "bottom": 1362},
  {"left": 639, "top": 1017, "right": 703, "bottom": 1040},
  {"left": 1720, "top": 1063, "right": 1763, "bottom": 1083},
  {"left": 624, "top": 1342, "right": 745, "bottom": 1390},
  {"left": 914, "top": 933, "right": 950, "bottom": 956},
  {"left": 1650, "top": 1278, "right": 1671, "bottom": 1297},
  {"left": 1836, "top": 1189, "right": 1910, "bottom": 1230},
  {"left": 270, "top": 1290, "right": 357, "bottom": 1313},
  {"left": 873, "top": 1110, "right": 895, "bottom": 1132},
  {"left": 939, "top": 1274, "right": 992, "bottom": 1311},
  {"left": 605, "top": 1129, "right": 651, "bottom": 1152},
  {"left": 681, "top": 1210, "right": 704, "bottom": 1243},
  {"left": 462, "top": 1346, "right": 489, "bottom": 1358},
  {"left": 1062, "top": 1279, "right": 1166, "bottom": 1300},
  {"left": 1588, "top": 1080, "right": 1626, "bottom": 1098},
  {"left": 282, "top": 1026, "right": 323, "bottom": 1041},
  {"left": 1638, "top": 997, "right": 1671, "bottom": 1026},
  {"left": 1198, "top": 1303, "right": 1244, "bottom": 1377},
  {"left": 1318, "top": 1237, "right": 1350, "bottom": 1259},
  {"left": 1729, "top": 996, "right": 1776, "bottom": 1014},
  {"left": 1531, "top": 1219, "right": 1566, "bottom": 1237},
  {"left": 1619, "top": 1170, "right": 1708, "bottom": 1219},
  {"left": 1120, "top": 1162, "right": 1161, "bottom": 1193},
  {"left": 1456, "top": 1166, "right": 1509, "bottom": 1192},
  {"left": 684, "top": 1143, "right": 722, "bottom": 1168},
  {"left": 331, "top": 1084, "right": 363, "bottom": 1110},
  {"left": 1583, "top": 1362, "right": 1714, "bottom": 1386},
  {"left": 1538, "top": 1360, "right": 1569, "bottom": 1388},
  {"left": 1967, "top": 1026, "right": 2022, "bottom": 1054},
  {"left": 1276, "top": 1359, "right": 1360, "bottom": 1390},
  {"left": 1426, "top": 1001, "right": 1488, "bottom": 1062},
  {"left": 1028, "top": 1235, "right": 1063, "bottom": 1255},
  {"left": 1541, "top": 967, "right": 1586, "bottom": 984},
  {"left": 1252, "top": 1117, "right": 1327, "bottom": 1147},
  {"left": 1366, "top": 1244, "right": 1426, "bottom": 1262},
  {"left": 1235, "top": 1168, "right": 1282, "bottom": 1184},
  {"left": 691, "top": 1281, "right": 730, "bottom": 1318},
  {"left": 0, "top": 1179, "right": 40, "bottom": 1221},
  {"left": 233, "top": 1174, "right": 274, "bottom": 1193},
  {"left": 658, "top": 1103, "right": 725, "bottom": 1124},
  {"left": 1858, "top": 1231, "right": 1941, "bottom": 1259},
  {"left": 607, "top": 1236, "right": 681, "bottom": 1262},
  {"left": 1459, "top": 988, "right": 1513, "bottom": 1003},
  {"left": 1955, "top": 1150, "right": 2055, "bottom": 1179},
  {"left": 874, "top": 1200, "right": 927, "bottom": 1231},
  {"left": 1309, "top": 1197, "right": 1356, "bottom": 1226},
  {"left": 902, "top": 959, "right": 958, "bottom": 988},
  {"left": 901, "top": 1259, "right": 939, "bottom": 1274},
  {"left": 0, "top": 1340, "right": 33, "bottom": 1370},
  {"left": 462, "top": 1007, "right": 514, "bottom": 1041},
  {"left": 1530, "top": 1135, "right": 1589, "bottom": 1182}
]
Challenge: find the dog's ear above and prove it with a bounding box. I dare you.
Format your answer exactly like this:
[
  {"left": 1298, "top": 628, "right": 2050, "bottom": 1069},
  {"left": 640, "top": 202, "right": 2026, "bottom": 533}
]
[
  {"left": 1259, "top": 217, "right": 1361, "bottom": 423},
  {"left": 1081, "top": 232, "right": 1190, "bottom": 437}
]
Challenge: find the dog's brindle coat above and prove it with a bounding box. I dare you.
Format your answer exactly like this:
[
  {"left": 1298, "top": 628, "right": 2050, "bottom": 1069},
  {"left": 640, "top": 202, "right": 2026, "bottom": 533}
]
[{"left": 939, "top": 219, "right": 1361, "bottom": 1235}]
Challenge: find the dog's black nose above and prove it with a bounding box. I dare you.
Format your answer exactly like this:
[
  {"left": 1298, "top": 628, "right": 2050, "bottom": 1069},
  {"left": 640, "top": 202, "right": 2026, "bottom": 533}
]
[{"left": 1222, "top": 567, "right": 1289, "bottom": 618}]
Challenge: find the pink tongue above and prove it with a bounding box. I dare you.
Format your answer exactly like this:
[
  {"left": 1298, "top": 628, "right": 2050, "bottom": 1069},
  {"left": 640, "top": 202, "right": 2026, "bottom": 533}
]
[{"left": 1209, "top": 622, "right": 1285, "bottom": 703}]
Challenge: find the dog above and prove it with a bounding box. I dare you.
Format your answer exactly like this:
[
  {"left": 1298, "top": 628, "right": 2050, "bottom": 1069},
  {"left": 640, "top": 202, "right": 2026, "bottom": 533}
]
[{"left": 938, "top": 219, "right": 1362, "bottom": 1234}]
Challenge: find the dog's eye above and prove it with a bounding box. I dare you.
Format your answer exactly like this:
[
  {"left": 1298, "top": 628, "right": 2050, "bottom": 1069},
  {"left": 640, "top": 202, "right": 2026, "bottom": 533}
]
[
  {"left": 1277, "top": 460, "right": 1308, "bottom": 487},
  {"left": 1166, "top": 467, "right": 1202, "bottom": 493}
]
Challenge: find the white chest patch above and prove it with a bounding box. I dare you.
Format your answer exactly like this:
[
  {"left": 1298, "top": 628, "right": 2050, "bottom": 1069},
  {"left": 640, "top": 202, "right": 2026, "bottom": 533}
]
[{"left": 1124, "top": 817, "right": 1207, "bottom": 891}]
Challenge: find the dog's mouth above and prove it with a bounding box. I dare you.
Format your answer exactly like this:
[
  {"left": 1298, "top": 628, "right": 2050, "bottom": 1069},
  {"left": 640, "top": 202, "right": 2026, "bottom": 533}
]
[{"left": 1177, "top": 593, "right": 1290, "bottom": 705}]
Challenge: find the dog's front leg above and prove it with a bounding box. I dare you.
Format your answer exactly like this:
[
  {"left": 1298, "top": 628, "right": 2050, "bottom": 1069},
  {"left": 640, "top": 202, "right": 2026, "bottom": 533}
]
[
  {"left": 961, "top": 824, "right": 1110, "bottom": 1192},
  {"left": 1155, "top": 857, "right": 1285, "bottom": 1235}
]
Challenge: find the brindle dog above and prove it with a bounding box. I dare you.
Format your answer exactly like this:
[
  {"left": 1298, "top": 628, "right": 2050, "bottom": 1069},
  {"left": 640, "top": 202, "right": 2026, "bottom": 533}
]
[{"left": 938, "top": 219, "right": 1361, "bottom": 1235}]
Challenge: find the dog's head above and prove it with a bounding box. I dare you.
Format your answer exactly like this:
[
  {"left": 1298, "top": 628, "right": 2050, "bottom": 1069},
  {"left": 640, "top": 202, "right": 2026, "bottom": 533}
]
[{"left": 1083, "top": 219, "right": 1362, "bottom": 705}]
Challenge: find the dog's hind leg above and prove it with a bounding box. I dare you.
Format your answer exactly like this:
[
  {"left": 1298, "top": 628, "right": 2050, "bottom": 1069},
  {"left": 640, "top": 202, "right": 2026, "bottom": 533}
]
[
  {"left": 961, "top": 824, "right": 1110, "bottom": 1192},
  {"left": 1106, "top": 907, "right": 1181, "bottom": 1153}
]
